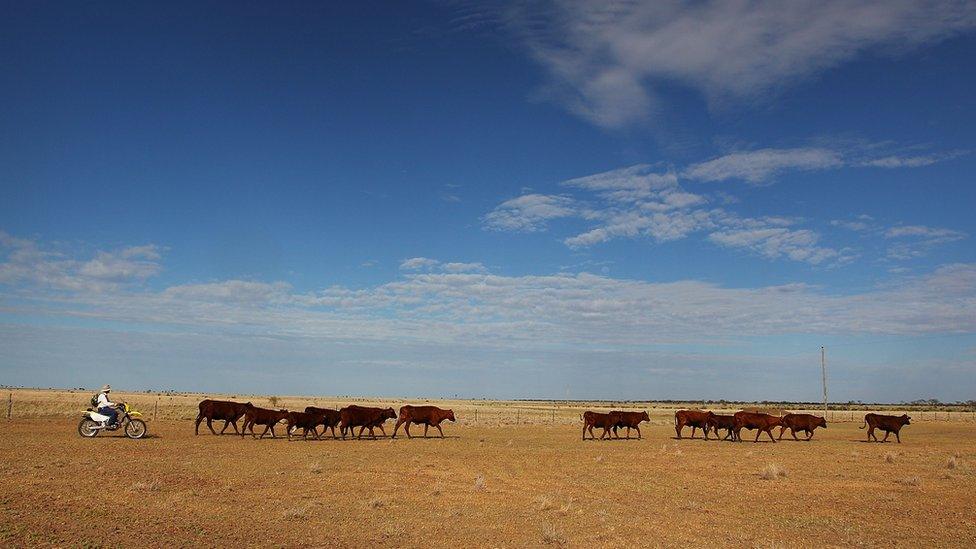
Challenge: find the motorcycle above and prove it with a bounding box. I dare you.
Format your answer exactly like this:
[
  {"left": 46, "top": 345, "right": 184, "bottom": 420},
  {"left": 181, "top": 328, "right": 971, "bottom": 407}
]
[{"left": 78, "top": 402, "right": 148, "bottom": 439}]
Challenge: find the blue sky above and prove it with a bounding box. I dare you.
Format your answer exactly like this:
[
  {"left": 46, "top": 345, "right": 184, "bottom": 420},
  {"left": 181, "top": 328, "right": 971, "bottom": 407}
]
[{"left": 2, "top": 2, "right": 975, "bottom": 401}]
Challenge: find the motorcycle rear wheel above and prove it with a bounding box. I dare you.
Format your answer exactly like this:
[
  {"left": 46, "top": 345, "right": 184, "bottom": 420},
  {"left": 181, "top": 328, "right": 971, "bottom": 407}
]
[
  {"left": 78, "top": 418, "right": 100, "bottom": 437},
  {"left": 125, "top": 419, "right": 147, "bottom": 439}
]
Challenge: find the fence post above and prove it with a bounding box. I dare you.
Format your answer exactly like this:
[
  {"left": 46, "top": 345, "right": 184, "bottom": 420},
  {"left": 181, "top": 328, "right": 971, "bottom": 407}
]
[
  {"left": 552, "top": 408, "right": 555, "bottom": 424},
  {"left": 6, "top": 392, "right": 12, "bottom": 419},
  {"left": 517, "top": 408, "right": 520, "bottom": 425},
  {"left": 474, "top": 409, "right": 478, "bottom": 423},
  {"left": 153, "top": 398, "right": 158, "bottom": 421}
]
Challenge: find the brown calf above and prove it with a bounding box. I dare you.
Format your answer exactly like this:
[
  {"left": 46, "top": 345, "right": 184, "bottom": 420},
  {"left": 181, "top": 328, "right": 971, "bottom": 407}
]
[
  {"left": 674, "top": 410, "right": 715, "bottom": 440},
  {"left": 241, "top": 407, "right": 290, "bottom": 439},
  {"left": 778, "top": 413, "right": 827, "bottom": 441},
  {"left": 706, "top": 413, "right": 736, "bottom": 441},
  {"left": 195, "top": 399, "right": 253, "bottom": 436},
  {"left": 860, "top": 413, "right": 911, "bottom": 443},
  {"left": 610, "top": 410, "right": 650, "bottom": 439},
  {"left": 733, "top": 411, "right": 783, "bottom": 443},
  {"left": 304, "top": 406, "right": 342, "bottom": 438},
  {"left": 581, "top": 411, "right": 620, "bottom": 440},
  {"left": 286, "top": 411, "right": 325, "bottom": 440},
  {"left": 339, "top": 405, "right": 397, "bottom": 439},
  {"left": 392, "top": 405, "right": 456, "bottom": 438}
]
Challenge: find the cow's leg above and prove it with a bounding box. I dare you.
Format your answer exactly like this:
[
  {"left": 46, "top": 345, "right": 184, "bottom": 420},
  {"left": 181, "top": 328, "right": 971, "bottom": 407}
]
[
  {"left": 867, "top": 426, "right": 875, "bottom": 442},
  {"left": 582, "top": 423, "right": 587, "bottom": 441},
  {"left": 424, "top": 424, "right": 429, "bottom": 438},
  {"left": 369, "top": 426, "right": 378, "bottom": 440},
  {"left": 357, "top": 426, "right": 366, "bottom": 439},
  {"left": 194, "top": 414, "right": 204, "bottom": 435},
  {"left": 675, "top": 420, "right": 682, "bottom": 439},
  {"left": 766, "top": 428, "right": 776, "bottom": 442},
  {"left": 754, "top": 429, "right": 761, "bottom": 443},
  {"left": 392, "top": 419, "right": 405, "bottom": 439},
  {"left": 219, "top": 420, "right": 231, "bottom": 435},
  {"left": 895, "top": 430, "right": 901, "bottom": 443},
  {"left": 376, "top": 425, "right": 388, "bottom": 437},
  {"left": 691, "top": 426, "right": 697, "bottom": 439},
  {"left": 791, "top": 428, "right": 799, "bottom": 441},
  {"left": 806, "top": 429, "right": 813, "bottom": 441},
  {"left": 405, "top": 422, "right": 413, "bottom": 438},
  {"left": 258, "top": 425, "right": 270, "bottom": 439},
  {"left": 634, "top": 425, "right": 641, "bottom": 439},
  {"left": 882, "top": 430, "right": 890, "bottom": 442},
  {"left": 206, "top": 418, "right": 218, "bottom": 436},
  {"left": 703, "top": 425, "right": 709, "bottom": 441},
  {"left": 436, "top": 424, "right": 445, "bottom": 438}
]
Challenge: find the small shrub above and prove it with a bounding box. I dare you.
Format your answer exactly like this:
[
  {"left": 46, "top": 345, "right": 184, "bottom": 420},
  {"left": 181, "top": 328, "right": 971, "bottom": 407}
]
[
  {"left": 594, "top": 455, "right": 604, "bottom": 463},
  {"left": 759, "top": 463, "right": 788, "bottom": 480},
  {"left": 474, "top": 474, "right": 486, "bottom": 491},
  {"left": 268, "top": 396, "right": 280, "bottom": 407},
  {"left": 885, "top": 452, "right": 896, "bottom": 464},
  {"left": 368, "top": 498, "right": 384, "bottom": 509},
  {"left": 130, "top": 480, "right": 162, "bottom": 492},
  {"left": 541, "top": 523, "right": 565, "bottom": 546},
  {"left": 947, "top": 456, "right": 958, "bottom": 469}
]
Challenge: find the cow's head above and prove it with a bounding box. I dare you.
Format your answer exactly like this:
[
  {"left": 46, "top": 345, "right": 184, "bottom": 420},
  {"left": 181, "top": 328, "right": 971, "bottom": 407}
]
[
  {"left": 818, "top": 417, "right": 828, "bottom": 429},
  {"left": 902, "top": 414, "right": 911, "bottom": 425},
  {"left": 383, "top": 408, "right": 397, "bottom": 420},
  {"left": 640, "top": 411, "right": 650, "bottom": 422},
  {"left": 446, "top": 409, "right": 456, "bottom": 422}
]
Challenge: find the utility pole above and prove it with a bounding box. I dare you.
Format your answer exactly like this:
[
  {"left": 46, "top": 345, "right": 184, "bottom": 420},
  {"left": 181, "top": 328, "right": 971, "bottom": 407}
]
[{"left": 821, "top": 346, "right": 828, "bottom": 418}]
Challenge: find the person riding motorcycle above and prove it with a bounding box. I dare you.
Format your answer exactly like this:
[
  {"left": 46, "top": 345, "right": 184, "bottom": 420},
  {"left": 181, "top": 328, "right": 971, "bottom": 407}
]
[{"left": 95, "top": 384, "right": 119, "bottom": 427}]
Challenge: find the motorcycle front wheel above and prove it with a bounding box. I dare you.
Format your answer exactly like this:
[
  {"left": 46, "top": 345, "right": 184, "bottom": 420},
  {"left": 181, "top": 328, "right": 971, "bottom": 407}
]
[
  {"left": 78, "top": 418, "right": 100, "bottom": 437},
  {"left": 125, "top": 419, "right": 147, "bottom": 439}
]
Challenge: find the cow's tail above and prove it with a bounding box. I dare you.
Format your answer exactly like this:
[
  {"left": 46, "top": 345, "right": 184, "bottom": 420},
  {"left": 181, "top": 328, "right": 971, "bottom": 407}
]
[{"left": 858, "top": 420, "right": 867, "bottom": 429}]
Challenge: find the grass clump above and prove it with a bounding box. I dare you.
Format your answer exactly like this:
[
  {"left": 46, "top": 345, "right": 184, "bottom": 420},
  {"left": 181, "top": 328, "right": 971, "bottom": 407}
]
[
  {"left": 282, "top": 505, "right": 309, "bottom": 519},
  {"left": 759, "top": 463, "right": 788, "bottom": 480},
  {"left": 474, "top": 474, "right": 486, "bottom": 491},
  {"left": 541, "top": 523, "right": 565, "bottom": 546}
]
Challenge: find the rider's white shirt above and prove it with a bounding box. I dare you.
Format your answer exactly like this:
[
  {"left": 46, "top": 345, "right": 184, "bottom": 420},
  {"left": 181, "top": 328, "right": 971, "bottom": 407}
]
[{"left": 96, "top": 392, "right": 114, "bottom": 409}]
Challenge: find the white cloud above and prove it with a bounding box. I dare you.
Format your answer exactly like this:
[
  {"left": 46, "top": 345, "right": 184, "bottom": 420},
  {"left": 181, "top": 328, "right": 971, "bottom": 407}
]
[
  {"left": 482, "top": 193, "right": 577, "bottom": 232},
  {"left": 507, "top": 1, "right": 976, "bottom": 128},
  {"left": 708, "top": 227, "right": 841, "bottom": 265},
  {"left": 831, "top": 219, "right": 871, "bottom": 232},
  {"left": 441, "top": 262, "right": 488, "bottom": 274},
  {"left": 2, "top": 233, "right": 975, "bottom": 347},
  {"left": 884, "top": 224, "right": 967, "bottom": 260},
  {"left": 684, "top": 148, "right": 843, "bottom": 183},
  {"left": 399, "top": 257, "right": 441, "bottom": 271},
  {"left": 860, "top": 151, "right": 968, "bottom": 168}
]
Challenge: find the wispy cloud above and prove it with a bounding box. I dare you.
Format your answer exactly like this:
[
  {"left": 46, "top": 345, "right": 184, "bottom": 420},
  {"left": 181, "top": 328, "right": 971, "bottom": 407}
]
[
  {"left": 482, "top": 193, "right": 577, "bottom": 232},
  {"left": 684, "top": 148, "right": 843, "bottom": 184},
  {"left": 885, "top": 224, "right": 967, "bottom": 260},
  {"left": 506, "top": 1, "right": 976, "bottom": 128},
  {"left": 399, "top": 257, "right": 488, "bottom": 274}
]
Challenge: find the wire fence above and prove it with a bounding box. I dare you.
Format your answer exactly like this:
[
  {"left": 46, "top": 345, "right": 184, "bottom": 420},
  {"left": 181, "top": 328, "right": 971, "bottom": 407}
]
[{"left": 4, "top": 390, "right": 976, "bottom": 424}]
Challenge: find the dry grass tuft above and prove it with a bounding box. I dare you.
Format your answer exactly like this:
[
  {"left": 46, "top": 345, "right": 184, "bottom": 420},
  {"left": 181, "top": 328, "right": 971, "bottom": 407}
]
[
  {"left": 885, "top": 452, "right": 896, "bottom": 464},
  {"left": 947, "top": 456, "right": 958, "bottom": 469},
  {"left": 759, "top": 463, "right": 788, "bottom": 480},
  {"left": 368, "top": 498, "right": 384, "bottom": 509},
  {"left": 282, "top": 505, "right": 309, "bottom": 519},
  {"left": 130, "top": 480, "right": 162, "bottom": 492},
  {"left": 474, "top": 474, "right": 486, "bottom": 491},
  {"left": 896, "top": 476, "right": 921, "bottom": 487},
  {"left": 541, "top": 523, "right": 566, "bottom": 546},
  {"left": 594, "top": 455, "right": 604, "bottom": 463},
  {"left": 309, "top": 461, "right": 322, "bottom": 474},
  {"left": 536, "top": 495, "right": 553, "bottom": 512}
]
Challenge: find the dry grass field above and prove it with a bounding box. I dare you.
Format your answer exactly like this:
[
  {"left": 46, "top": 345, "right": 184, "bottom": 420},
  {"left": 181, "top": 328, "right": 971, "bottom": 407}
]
[{"left": 1, "top": 390, "right": 975, "bottom": 547}]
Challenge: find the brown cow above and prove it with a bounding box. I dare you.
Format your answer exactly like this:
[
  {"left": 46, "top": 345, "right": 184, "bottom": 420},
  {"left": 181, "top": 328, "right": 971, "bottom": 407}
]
[
  {"left": 706, "top": 413, "right": 736, "bottom": 441},
  {"left": 733, "top": 411, "right": 783, "bottom": 443},
  {"left": 392, "top": 405, "right": 456, "bottom": 438},
  {"left": 610, "top": 410, "right": 650, "bottom": 439},
  {"left": 581, "top": 411, "right": 620, "bottom": 440},
  {"left": 674, "top": 410, "right": 715, "bottom": 440},
  {"left": 286, "top": 411, "right": 325, "bottom": 440},
  {"left": 339, "top": 405, "right": 397, "bottom": 439},
  {"left": 778, "top": 413, "right": 827, "bottom": 441},
  {"left": 860, "top": 413, "right": 911, "bottom": 443},
  {"left": 240, "top": 407, "right": 290, "bottom": 439},
  {"left": 304, "top": 406, "right": 342, "bottom": 438},
  {"left": 195, "top": 399, "right": 253, "bottom": 435}
]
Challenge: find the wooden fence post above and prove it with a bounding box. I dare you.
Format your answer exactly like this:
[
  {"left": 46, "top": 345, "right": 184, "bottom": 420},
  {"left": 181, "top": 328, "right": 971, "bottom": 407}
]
[
  {"left": 153, "top": 398, "right": 159, "bottom": 421},
  {"left": 6, "top": 392, "right": 12, "bottom": 419},
  {"left": 517, "top": 408, "right": 520, "bottom": 425}
]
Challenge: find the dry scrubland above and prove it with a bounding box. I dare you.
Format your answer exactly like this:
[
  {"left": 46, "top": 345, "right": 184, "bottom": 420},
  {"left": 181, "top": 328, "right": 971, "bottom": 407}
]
[{"left": 0, "top": 390, "right": 975, "bottom": 547}]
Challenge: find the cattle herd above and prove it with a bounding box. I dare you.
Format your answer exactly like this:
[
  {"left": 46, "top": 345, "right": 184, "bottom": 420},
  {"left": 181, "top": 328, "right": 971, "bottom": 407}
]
[
  {"left": 582, "top": 409, "right": 913, "bottom": 443},
  {"left": 194, "top": 399, "right": 913, "bottom": 444},
  {"left": 195, "top": 400, "right": 456, "bottom": 440}
]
